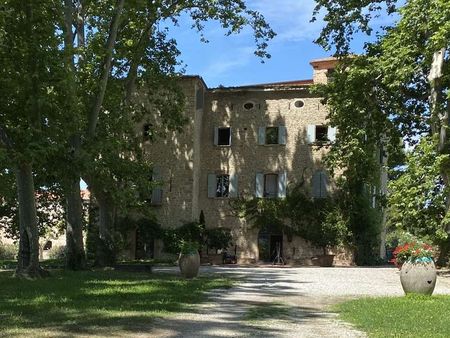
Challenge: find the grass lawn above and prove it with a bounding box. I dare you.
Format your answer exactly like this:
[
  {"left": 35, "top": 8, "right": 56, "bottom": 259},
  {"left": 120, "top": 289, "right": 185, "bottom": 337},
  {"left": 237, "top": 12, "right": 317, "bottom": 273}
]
[
  {"left": 0, "top": 269, "right": 232, "bottom": 337},
  {"left": 336, "top": 295, "right": 450, "bottom": 337}
]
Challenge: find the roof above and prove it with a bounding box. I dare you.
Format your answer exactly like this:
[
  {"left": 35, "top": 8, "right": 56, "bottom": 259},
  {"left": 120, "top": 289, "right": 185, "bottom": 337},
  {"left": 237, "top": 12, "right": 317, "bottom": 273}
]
[{"left": 210, "top": 79, "right": 314, "bottom": 92}]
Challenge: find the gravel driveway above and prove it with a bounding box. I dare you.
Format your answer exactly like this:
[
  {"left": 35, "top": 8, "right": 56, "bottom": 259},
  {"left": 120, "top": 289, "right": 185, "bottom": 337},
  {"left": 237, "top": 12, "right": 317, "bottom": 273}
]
[{"left": 149, "top": 266, "right": 450, "bottom": 338}]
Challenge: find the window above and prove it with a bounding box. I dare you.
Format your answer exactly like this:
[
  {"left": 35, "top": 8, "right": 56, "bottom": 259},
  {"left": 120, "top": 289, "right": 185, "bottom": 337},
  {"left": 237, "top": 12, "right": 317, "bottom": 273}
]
[
  {"left": 312, "top": 170, "right": 328, "bottom": 199},
  {"left": 307, "top": 125, "right": 337, "bottom": 144},
  {"left": 258, "top": 126, "right": 287, "bottom": 145},
  {"left": 216, "top": 175, "right": 230, "bottom": 198},
  {"left": 294, "top": 100, "right": 304, "bottom": 108},
  {"left": 243, "top": 101, "right": 255, "bottom": 110},
  {"left": 208, "top": 173, "right": 238, "bottom": 198},
  {"left": 143, "top": 123, "right": 153, "bottom": 141},
  {"left": 265, "top": 127, "right": 279, "bottom": 145},
  {"left": 264, "top": 174, "right": 278, "bottom": 198},
  {"left": 150, "top": 166, "right": 163, "bottom": 206},
  {"left": 215, "top": 127, "right": 231, "bottom": 146},
  {"left": 315, "top": 125, "right": 328, "bottom": 142},
  {"left": 255, "top": 172, "right": 287, "bottom": 198}
]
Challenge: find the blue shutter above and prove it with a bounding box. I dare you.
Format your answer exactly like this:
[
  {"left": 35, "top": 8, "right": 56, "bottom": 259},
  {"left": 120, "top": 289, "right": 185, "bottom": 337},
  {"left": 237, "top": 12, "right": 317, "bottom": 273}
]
[
  {"left": 320, "top": 171, "right": 328, "bottom": 198},
  {"left": 151, "top": 166, "right": 163, "bottom": 205},
  {"left": 312, "top": 171, "right": 321, "bottom": 198},
  {"left": 307, "top": 125, "right": 316, "bottom": 144},
  {"left": 327, "top": 127, "right": 337, "bottom": 143},
  {"left": 213, "top": 127, "right": 219, "bottom": 146},
  {"left": 229, "top": 173, "right": 238, "bottom": 198},
  {"left": 278, "top": 126, "right": 287, "bottom": 145},
  {"left": 278, "top": 171, "right": 287, "bottom": 198},
  {"left": 208, "top": 174, "right": 217, "bottom": 198},
  {"left": 258, "top": 127, "right": 266, "bottom": 145},
  {"left": 255, "top": 173, "right": 264, "bottom": 198}
]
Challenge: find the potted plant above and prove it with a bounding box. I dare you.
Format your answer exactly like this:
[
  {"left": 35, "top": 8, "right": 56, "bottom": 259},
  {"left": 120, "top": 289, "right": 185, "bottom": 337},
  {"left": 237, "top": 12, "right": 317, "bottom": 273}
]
[
  {"left": 307, "top": 207, "right": 348, "bottom": 267},
  {"left": 391, "top": 241, "right": 436, "bottom": 295},
  {"left": 205, "top": 228, "right": 232, "bottom": 265},
  {"left": 178, "top": 241, "right": 200, "bottom": 279}
]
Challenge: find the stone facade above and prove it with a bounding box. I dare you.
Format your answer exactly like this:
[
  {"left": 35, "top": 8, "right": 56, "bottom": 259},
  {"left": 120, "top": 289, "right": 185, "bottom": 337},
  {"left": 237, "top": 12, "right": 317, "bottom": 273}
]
[{"left": 143, "top": 57, "right": 353, "bottom": 265}]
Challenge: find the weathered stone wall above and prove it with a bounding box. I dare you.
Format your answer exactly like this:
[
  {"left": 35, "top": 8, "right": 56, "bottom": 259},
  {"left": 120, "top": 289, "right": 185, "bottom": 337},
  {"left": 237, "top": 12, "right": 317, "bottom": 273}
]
[{"left": 198, "top": 88, "right": 333, "bottom": 262}]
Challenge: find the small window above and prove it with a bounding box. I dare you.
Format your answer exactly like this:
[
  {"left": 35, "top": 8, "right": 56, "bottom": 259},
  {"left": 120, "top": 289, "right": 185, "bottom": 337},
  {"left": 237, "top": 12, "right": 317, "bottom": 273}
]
[
  {"left": 315, "top": 125, "right": 328, "bottom": 142},
  {"left": 243, "top": 101, "right": 255, "bottom": 110},
  {"left": 264, "top": 174, "right": 278, "bottom": 198},
  {"left": 216, "top": 174, "right": 230, "bottom": 198},
  {"left": 143, "top": 124, "right": 153, "bottom": 141},
  {"left": 294, "top": 100, "right": 304, "bottom": 108},
  {"left": 217, "top": 127, "right": 231, "bottom": 146},
  {"left": 43, "top": 240, "right": 52, "bottom": 250},
  {"left": 265, "top": 127, "right": 279, "bottom": 144}
]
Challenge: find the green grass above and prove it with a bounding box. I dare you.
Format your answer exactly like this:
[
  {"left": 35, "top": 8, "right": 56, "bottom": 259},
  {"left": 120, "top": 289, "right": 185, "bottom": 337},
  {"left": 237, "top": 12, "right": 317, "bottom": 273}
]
[
  {"left": 0, "top": 270, "right": 232, "bottom": 337},
  {"left": 336, "top": 295, "right": 450, "bottom": 337},
  {"left": 244, "top": 302, "right": 292, "bottom": 322}
]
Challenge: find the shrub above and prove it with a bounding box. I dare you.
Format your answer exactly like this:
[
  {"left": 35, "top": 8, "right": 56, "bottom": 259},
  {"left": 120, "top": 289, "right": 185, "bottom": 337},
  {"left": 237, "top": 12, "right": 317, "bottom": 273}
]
[
  {"left": 47, "top": 245, "right": 66, "bottom": 260},
  {"left": 0, "top": 242, "right": 17, "bottom": 260}
]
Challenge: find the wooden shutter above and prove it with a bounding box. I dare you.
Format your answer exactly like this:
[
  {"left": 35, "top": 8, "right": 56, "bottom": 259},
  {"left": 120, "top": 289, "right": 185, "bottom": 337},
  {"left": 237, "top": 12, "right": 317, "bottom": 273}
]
[
  {"left": 151, "top": 166, "right": 163, "bottom": 205},
  {"left": 255, "top": 173, "right": 264, "bottom": 198},
  {"left": 258, "top": 127, "right": 266, "bottom": 145},
  {"left": 320, "top": 171, "right": 328, "bottom": 198},
  {"left": 307, "top": 125, "right": 316, "bottom": 144},
  {"left": 229, "top": 173, "right": 238, "bottom": 198},
  {"left": 278, "top": 126, "right": 287, "bottom": 145},
  {"left": 229, "top": 127, "right": 232, "bottom": 146},
  {"left": 213, "top": 127, "right": 219, "bottom": 146},
  {"left": 207, "top": 174, "right": 217, "bottom": 198},
  {"left": 312, "top": 171, "right": 321, "bottom": 198},
  {"left": 327, "top": 127, "right": 337, "bottom": 143},
  {"left": 278, "top": 171, "right": 287, "bottom": 198}
]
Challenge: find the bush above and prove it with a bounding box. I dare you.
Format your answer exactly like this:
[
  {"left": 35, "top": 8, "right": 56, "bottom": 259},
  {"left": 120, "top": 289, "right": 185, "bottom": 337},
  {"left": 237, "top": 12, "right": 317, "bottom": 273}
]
[
  {"left": 0, "top": 242, "right": 17, "bottom": 260},
  {"left": 47, "top": 245, "right": 66, "bottom": 260},
  {"left": 205, "top": 228, "right": 232, "bottom": 253}
]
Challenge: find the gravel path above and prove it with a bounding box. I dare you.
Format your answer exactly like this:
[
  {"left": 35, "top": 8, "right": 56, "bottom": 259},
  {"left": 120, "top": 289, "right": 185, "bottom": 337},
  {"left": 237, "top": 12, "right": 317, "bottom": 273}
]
[{"left": 148, "top": 266, "right": 450, "bottom": 338}]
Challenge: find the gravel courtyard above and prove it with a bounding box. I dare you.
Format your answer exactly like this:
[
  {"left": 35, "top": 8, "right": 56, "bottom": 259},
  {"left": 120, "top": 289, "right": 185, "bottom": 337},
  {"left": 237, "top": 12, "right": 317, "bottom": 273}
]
[{"left": 149, "top": 266, "right": 450, "bottom": 338}]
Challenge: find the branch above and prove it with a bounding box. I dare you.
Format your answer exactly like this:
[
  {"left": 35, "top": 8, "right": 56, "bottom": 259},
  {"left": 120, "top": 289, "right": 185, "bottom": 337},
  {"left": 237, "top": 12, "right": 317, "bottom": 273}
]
[{"left": 87, "top": 0, "right": 125, "bottom": 138}]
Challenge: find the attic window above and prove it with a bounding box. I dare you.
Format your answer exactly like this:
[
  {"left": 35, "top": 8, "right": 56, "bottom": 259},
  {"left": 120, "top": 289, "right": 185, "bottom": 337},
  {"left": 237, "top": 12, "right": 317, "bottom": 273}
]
[
  {"left": 243, "top": 101, "right": 255, "bottom": 110},
  {"left": 294, "top": 100, "right": 304, "bottom": 108}
]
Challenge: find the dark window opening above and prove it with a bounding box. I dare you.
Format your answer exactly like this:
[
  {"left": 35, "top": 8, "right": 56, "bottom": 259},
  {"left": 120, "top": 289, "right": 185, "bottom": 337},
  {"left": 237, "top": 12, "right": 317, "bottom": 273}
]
[
  {"left": 43, "top": 240, "right": 52, "bottom": 250},
  {"left": 315, "top": 125, "right": 328, "bottom": 142},
  {"left": 264, "top": 173, "right": 278, "bottom": 198},
  {"left": 216, "top": 175, "right": 230, "bottom": 198},
  {"left": 243, "top": 102, "right": 255, "bottom": 110},
  {"left": 266, "top": 127, "right": 279, "bottom": 145},
  {"left": 218, "top": 127, "right": 231, "bottom": 146},
  {"left": 143, "top": 124, "right": 153, "bottom": 141}
]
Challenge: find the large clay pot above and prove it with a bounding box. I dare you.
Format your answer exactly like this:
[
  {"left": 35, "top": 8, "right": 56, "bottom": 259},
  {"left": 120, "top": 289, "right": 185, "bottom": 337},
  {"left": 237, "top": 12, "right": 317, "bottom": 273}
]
[
  {"left": 179, "top": 251, "right": 200, "bottom": 279},
  {"left": 400, "top": 259, "right": 437, "bottom": 295}
]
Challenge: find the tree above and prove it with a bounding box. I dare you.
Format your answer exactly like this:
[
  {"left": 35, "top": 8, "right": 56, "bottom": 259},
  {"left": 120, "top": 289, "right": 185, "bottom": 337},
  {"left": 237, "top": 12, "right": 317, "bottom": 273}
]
[
  {"left": 313, "top": 0, "right": 450, "bottom": 263},
  {"left": 0, "top": 0, "right": 70, "bottom": 277},
  {"left": 59, "top": 0, "right": 275, "bottom": 267}
]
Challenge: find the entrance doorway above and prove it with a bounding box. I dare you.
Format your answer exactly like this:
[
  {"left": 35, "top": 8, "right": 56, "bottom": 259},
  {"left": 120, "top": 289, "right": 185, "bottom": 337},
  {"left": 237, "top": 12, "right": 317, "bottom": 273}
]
[{"left": 258, "top": 225, "right": 283, "bottom": 262}]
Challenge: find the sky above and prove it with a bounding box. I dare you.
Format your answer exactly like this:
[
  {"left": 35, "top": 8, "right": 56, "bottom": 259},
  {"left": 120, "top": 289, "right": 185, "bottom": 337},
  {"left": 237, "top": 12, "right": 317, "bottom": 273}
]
[{"left": 166, "top": 0, "right": 396, "bottom": 88}]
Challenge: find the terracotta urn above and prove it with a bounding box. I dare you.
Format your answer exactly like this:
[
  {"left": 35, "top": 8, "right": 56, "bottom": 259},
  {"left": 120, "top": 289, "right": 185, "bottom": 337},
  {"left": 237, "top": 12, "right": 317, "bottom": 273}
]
[
  {"left": 400, "top": 258, "right": 437, "bottom": 295},
  {"left": 179, "top": 251, "right": 200, "bottom": 279}
]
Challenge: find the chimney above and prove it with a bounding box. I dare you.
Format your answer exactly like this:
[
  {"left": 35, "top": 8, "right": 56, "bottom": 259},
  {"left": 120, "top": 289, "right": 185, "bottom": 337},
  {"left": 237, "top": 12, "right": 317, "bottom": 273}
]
[{"left": 310, "top": 57, "right": 339, "bottom": 84}]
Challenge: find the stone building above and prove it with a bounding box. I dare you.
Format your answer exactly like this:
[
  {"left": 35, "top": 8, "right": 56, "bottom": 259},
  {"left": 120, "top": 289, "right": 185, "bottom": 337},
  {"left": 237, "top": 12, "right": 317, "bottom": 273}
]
[{"left": 142, "top": 57, "right": 352, "bottom": 264}]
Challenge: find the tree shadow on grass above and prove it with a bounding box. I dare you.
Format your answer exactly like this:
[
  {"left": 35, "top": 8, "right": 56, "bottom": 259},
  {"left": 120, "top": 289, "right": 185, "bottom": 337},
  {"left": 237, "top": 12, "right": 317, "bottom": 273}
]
[{"left": 0, "top": 270, "right": 231, "bottom": 336}]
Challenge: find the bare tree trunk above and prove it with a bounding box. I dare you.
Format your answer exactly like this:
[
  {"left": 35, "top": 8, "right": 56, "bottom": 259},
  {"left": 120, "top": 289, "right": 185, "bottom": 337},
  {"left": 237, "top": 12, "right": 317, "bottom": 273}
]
[
  {"left": 94, "top": 191, "right": 116, "bottom": 267},
  {"left": 66, "top": 176, "right": 86, "bottom": 270},
  {"left": 428, "top": 48, "right": 450, "bottom": 265},
  {"left": 15, "top": 163, "right": 48, "bottom": 278}
]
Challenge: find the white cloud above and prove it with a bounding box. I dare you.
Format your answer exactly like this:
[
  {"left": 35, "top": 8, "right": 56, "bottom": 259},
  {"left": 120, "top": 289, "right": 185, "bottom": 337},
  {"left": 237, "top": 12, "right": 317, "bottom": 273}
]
[
  {"left": 200, "top": 46, "right": 254, "bottom": 83},
  {"left": 247, "top": 0, "right": 324, "bottom": 43}
]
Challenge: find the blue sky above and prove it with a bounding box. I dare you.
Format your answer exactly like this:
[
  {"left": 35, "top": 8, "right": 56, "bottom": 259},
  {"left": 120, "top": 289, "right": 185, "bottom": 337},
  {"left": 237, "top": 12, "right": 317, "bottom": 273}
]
[{"left": 168, "top": 0, "right": 396, "bottom": 88}]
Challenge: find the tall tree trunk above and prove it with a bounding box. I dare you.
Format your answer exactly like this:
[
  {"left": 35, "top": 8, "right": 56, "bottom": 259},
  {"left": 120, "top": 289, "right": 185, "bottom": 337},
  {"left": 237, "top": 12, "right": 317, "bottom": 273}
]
[
  {"left": 66, "top": 176, "right": 86, "bottom": 270},
  {"left": 428, "top": 48, "right": 450, "bottom": 266},
  {"left": 63, "top": 0, "right": 86, "bottom": 270},
  {"left": 94, "top": 191, "right": 116, "bottom": 267},
  {"left": 15, "top": 163, "right": 48, "bottom": 278}
]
